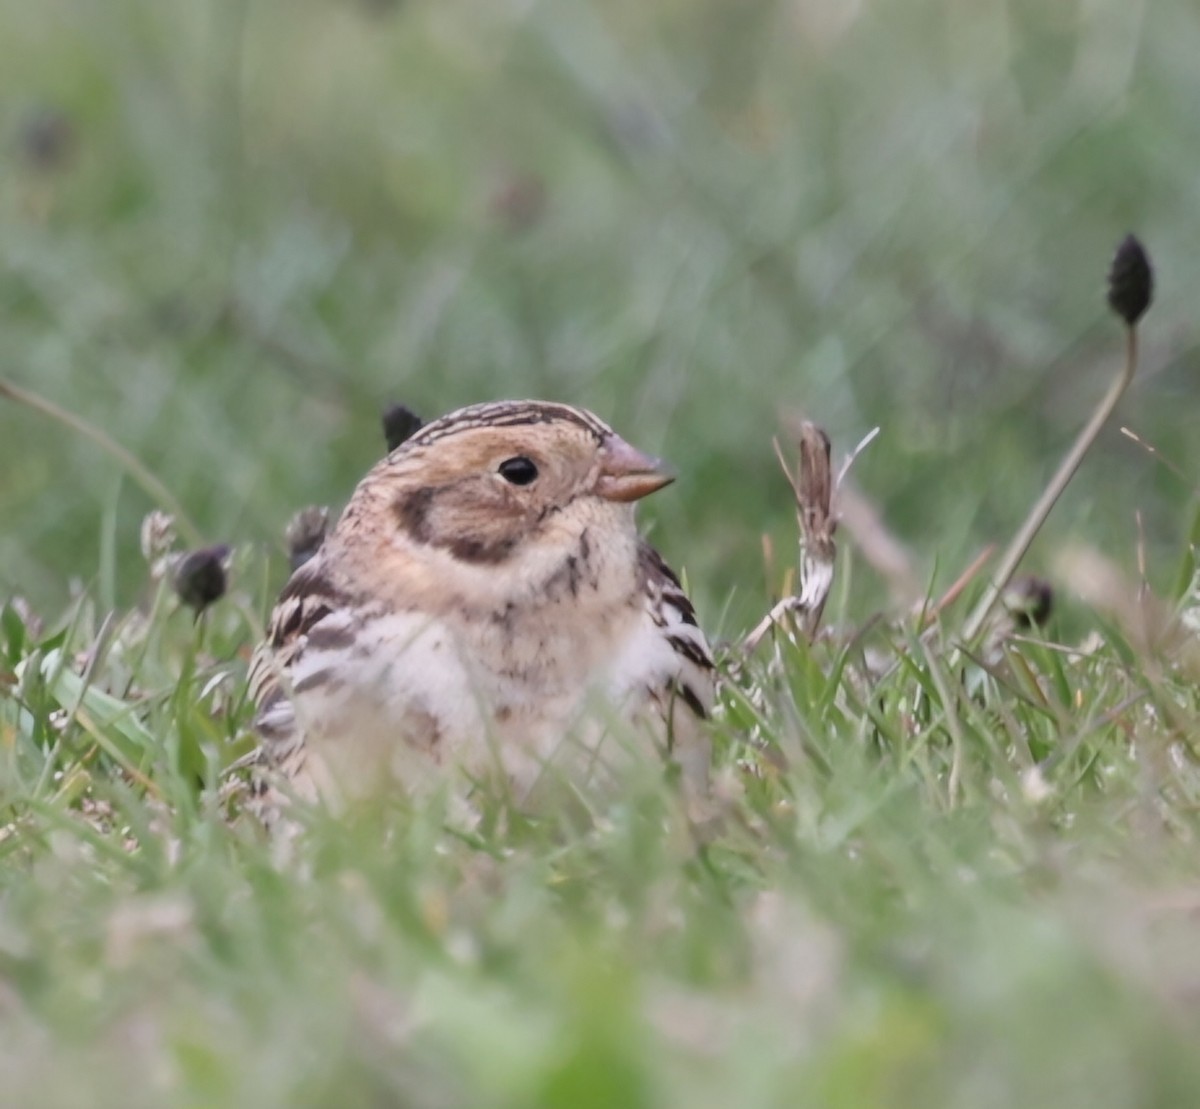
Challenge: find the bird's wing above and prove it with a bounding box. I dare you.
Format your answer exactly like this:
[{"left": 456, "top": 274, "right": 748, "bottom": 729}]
[
  {"left": 636, "top": 541, "right": 714, "bottom": 708},
  {"left": 248, "top": 554, "right": 359, "bottom": 776}
]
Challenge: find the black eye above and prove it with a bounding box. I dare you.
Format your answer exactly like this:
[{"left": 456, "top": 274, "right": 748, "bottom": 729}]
[{"left": 498, "top": 456, "right": 539, "bottom": 486}]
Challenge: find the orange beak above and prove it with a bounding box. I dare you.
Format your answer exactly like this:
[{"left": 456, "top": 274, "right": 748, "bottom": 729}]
[{"left": 594, "top": 434, "right": 675, "bottom": 503}]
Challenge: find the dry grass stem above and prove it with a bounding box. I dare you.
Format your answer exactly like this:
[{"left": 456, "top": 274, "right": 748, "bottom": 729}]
[
  {"left": 921, "top": 545, "right": 996, "bottom": 628},
  {"left": 961, "top": 325, "right": 1141, "bottom": 643},
  {"left": 0, "top": 377, "right": 203, "bottom": 546}
]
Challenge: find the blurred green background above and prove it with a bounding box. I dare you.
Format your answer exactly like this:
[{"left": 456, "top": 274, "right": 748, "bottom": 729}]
[{"left": 2, "top": 0, "right": 1197, "bottom": 627}]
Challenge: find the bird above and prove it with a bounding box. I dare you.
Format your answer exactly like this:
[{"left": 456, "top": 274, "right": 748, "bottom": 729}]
[{"left": 247, "top": 400, "right": 714, "bottom": 815}]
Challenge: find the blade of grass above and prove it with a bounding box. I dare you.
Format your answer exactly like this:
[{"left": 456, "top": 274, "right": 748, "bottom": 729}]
[{"left": 0, "top": 377, "right": 203, "bottom": 546}]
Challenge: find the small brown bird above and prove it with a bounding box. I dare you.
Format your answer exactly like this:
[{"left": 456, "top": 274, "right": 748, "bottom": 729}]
[{"left": 248, "top": 400, "right": 713, "bottom": 811}]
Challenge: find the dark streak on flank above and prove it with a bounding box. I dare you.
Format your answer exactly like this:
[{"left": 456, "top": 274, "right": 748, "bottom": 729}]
[
  {"left": 662, "top": 681, "right": 705, "bottom": 724},
  {"left": 638, "top": 543, "right": 702, "bottom": 630},
  {"left": 673, "top": 681, "right": 708, "bottom": 720},
  {"left": 667, "top": 632, "right": 710, "bottom": 670},
  {"left": 292, "top": 668, "right": 340, "bottom": 695},
  {"left": 543, "top": 547, "right": 591, "bottom": 599},
  {"left": 490, "top": 601, "right": 516, "bottom": 631},
  {"left": 253, "top": 701, "right": 291, "bottom": 740},
  {"left": 273, "top": 601, "right": 314, "bottom": 646},
  {"left": 406, "top": 706, "right": 444, "bottom": 754},
  {"left": 271, "top": 563, "right": 355, "bottom": 648},
  {"left": 306, "top": 621, "right": 358, "bottom": 652},
  {"left": 277, "top": 560, "right": 342, "bottom": 607}
]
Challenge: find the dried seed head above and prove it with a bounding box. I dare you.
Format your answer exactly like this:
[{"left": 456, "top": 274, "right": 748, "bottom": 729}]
[
  {"left": 140, "top": 511, "right": 179, "bottom": 580},
  {"left": 6, "top": 596, "right": 43, "bottom": 645},
  {"left": 758, "top": 421, "right": 838, "bottom": 646},
  {"left": 1003, "top": 575, "right": 1054, "bottom": 629},
  {"left": 382, "top": 404, "right": 424, "bottom": 453},
  {"left": 285, "top": 506, "right": 330, "bottom": 571},
  {"left": 797, "top": 424, "right": 835, "bottom": 546},
  {"left": 1107, "top": 234, "right": 1153, "bottom": 327},
  {"left": 172, "top": 545, "right": 230, "bottom": 616}
]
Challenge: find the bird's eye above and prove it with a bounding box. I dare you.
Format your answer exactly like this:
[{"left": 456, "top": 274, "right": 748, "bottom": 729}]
[{"left": 498, "top": 456, "right": 539, "bottom": 486}]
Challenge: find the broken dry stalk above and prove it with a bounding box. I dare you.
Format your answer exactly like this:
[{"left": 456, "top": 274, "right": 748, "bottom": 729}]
[
  {"left": 961, "top": 235, "right": 1154, "bottom": 644},
  {"left": 744, "top": 422, "right": 837, "bottom": 651}
]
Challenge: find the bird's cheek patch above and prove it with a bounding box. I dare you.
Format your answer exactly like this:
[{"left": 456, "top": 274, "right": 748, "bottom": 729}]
[
  {"left": 444, "top": 534, "right": 520, "bottom": 565},
  {"left": 392, "top": 486, "right": 521, "bottom": 565},
  {"left": 393, "top": 487, "right": 435, "bottom": 544}
]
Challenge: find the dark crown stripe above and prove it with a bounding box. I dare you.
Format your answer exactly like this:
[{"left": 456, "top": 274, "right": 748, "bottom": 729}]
[{"left": 401, "top": 401, "right": 612, "bottom": 452}]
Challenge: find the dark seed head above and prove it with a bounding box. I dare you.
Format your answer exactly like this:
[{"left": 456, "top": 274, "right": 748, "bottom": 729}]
[
  {"left": 382, "top": 404, "right": 424, "bottom": 453},
  {"left": 1107, "top": 234, "right": 1153, "bottom": 327},
  {"left": 172, "top": 545, "right": 230, "bottom": 615},
  {"left": 285, "top": 506, "right": 330, "bottom": 571},
  {"left": 1003, "top": 575, "right": 1054, "bottom": 629},
  {"left": 17, "top": 105, "right": 75, "bottom": 173}
]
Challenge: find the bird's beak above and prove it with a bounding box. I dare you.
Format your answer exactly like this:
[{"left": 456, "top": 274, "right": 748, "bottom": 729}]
[{"left": 594, "top": 434, "right": 675, "bottom": 503}]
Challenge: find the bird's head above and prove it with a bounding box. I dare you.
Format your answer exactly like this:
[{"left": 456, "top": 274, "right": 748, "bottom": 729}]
[{"left": 338, "top": 401, "right": 673, "bottom": 600}]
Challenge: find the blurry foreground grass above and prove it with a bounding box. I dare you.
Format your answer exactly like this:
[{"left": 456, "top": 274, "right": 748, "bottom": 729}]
[
  {"left": 5, "top": 525, "right": 1200, "bottom": 1107},
  {"left": 5, "top": 1, "right": 1200, "bottom": 1106}
]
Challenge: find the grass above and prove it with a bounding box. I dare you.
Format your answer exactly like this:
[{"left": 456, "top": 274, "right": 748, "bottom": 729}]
[{"left": 4, "top": 1, "right": 1200, "bottom": 1105}]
